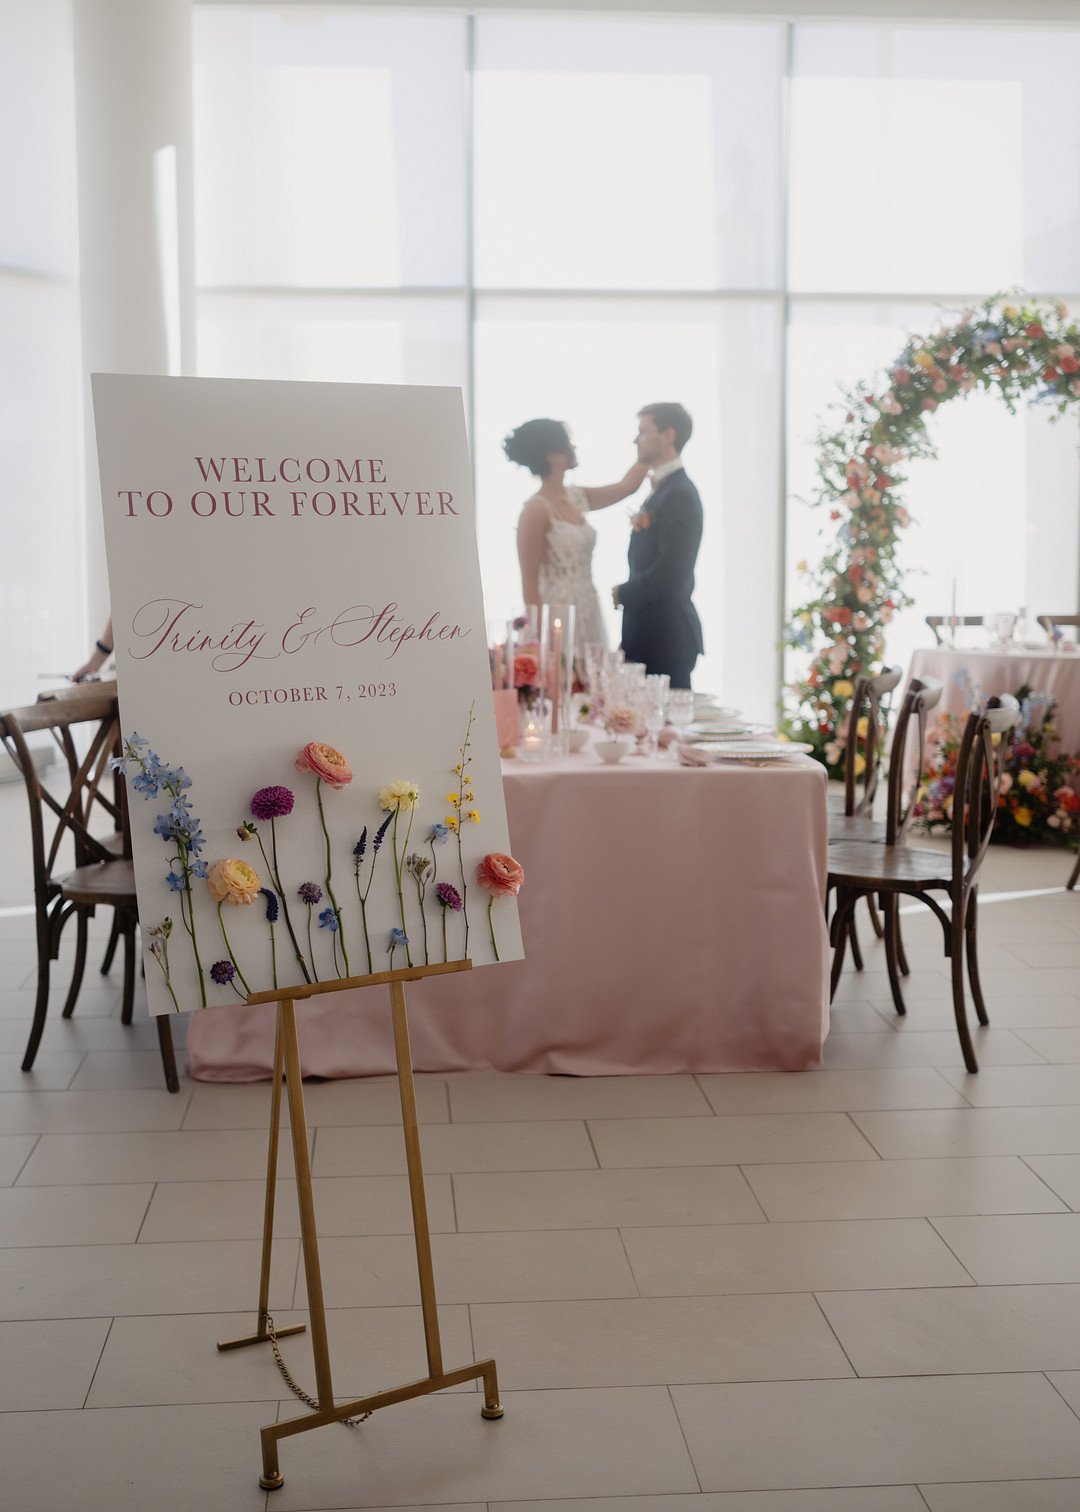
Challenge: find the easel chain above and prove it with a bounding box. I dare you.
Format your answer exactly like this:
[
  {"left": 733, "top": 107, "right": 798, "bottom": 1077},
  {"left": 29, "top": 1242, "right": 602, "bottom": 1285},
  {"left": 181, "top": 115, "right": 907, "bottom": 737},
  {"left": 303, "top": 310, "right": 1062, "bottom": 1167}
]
[{"left": 264, "top": 1315, "right": 371, "bottom": 1428}]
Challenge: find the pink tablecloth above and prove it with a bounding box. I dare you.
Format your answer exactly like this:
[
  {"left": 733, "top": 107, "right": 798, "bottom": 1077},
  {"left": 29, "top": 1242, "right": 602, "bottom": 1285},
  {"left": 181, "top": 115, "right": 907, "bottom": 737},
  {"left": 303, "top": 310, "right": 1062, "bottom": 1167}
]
[
  {"left": 908, "top": 647, "right": 1080, "bottom": 752},
  {"left": 187, "top": 753, "right": 831, "bottom": 1079}
]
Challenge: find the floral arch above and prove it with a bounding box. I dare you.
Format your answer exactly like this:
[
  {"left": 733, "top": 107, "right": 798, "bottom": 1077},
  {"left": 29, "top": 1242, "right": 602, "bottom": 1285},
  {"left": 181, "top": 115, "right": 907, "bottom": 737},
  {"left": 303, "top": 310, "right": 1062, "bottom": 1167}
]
[{"left": 782, "top": 293, "right": 1080, "bottom": 774}]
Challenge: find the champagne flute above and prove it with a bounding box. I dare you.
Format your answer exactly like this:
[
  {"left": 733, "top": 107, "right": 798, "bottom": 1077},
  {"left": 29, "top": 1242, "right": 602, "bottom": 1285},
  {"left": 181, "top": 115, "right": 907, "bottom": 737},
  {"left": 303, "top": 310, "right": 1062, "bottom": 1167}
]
[
  {"left": 666, "top": 688, "right": 694, "bottom": 758},
  {"left": 642, "top": 674, "right": 669, "bottom": 756}
]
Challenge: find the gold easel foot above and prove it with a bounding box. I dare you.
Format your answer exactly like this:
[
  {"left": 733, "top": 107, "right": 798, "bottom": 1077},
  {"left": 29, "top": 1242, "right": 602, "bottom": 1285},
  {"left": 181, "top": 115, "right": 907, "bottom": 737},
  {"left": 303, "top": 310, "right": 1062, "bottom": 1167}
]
[
  {"left": 259, "top": 1470, "right": 285, "bottom": 1491},
  {"left": 217, "top": 1323, "right": 306, "bottom": 1352},
  {"left": 260, "top": 1426, "right": 284, "bottom": 1489},
  {"left": 480, "top": 1401, "right": 504, "bottom": 1419}
]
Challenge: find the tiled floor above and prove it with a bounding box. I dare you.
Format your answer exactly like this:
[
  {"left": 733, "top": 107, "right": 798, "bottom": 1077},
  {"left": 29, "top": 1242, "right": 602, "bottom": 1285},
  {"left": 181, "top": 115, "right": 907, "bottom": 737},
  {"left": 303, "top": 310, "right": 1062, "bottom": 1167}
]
[{"left": 3, "top": 776, "right": 1080, "bottom": 1510}]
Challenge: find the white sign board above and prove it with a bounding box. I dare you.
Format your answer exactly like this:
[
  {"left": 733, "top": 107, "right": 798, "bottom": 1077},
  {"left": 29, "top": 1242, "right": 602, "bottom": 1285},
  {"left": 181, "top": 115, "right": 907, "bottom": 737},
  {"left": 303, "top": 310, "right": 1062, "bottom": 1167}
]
[{"left": 93, "top": 375, "right": 522, "bottom": 1016}]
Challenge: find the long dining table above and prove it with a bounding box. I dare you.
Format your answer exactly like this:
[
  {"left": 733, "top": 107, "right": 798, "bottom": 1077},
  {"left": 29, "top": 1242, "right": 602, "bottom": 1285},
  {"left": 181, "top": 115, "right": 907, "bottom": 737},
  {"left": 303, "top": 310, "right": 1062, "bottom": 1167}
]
[{"left": 186, "top": 748, "right": 832, "bottom": 1080}]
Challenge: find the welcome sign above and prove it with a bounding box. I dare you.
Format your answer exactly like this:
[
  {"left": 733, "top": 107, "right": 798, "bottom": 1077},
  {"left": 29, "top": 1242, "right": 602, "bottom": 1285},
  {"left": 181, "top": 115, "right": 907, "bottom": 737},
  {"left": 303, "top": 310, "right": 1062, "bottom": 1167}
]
[{"left": 93, "top": 375, "right": 522, "bottom": 1017}]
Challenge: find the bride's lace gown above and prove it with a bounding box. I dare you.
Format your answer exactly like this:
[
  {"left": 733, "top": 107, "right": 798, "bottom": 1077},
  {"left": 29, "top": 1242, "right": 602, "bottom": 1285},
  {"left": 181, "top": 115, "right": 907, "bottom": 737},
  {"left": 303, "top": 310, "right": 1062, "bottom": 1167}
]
[{"left": 533, "top": 487, "right": 608, "bottom": 650}]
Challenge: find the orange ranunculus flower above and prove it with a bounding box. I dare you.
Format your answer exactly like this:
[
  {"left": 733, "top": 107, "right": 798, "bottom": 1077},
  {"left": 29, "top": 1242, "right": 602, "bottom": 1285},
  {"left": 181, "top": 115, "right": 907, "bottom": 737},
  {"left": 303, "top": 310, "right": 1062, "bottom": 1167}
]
[
  {"left": 207, "top": 857, "right": 261, "bottom": 906},
  {"left": 476, "top": 852, "right": 525, "bottom": 897},
  {"left": 295, "top": 742, "right": 352, "bottom": 789}
]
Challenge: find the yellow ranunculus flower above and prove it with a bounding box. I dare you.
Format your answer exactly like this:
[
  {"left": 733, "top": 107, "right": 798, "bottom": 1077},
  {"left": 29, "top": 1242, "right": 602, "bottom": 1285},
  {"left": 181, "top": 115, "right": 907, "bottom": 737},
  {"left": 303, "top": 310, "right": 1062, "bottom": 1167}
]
[
  {"left": 914, "top": 351, "right": 935, "bottom": 368},
  {"left": 378, "top": 780, "right": 419, "bottom": 811},
  {"left": 856, "top": 716, "right": 869, "bottom": 738},
  {"left": 1017, "top": 769, "right": 1041, "bottom": 791},
  {"left": 832, "top": 679, "right": 855, "bottom": 698},
  {"left": 853, "top": 753, "right": 866, "bottom": 777},
  {"left": 1003, "top": 305, "right": 1018, "bottom": 319},
  {"left": 1014, "top": 806, "right": 1033, "bottom": 826},
  {"left": 207, "top": 857, "right": 261, "bottom": 906}
]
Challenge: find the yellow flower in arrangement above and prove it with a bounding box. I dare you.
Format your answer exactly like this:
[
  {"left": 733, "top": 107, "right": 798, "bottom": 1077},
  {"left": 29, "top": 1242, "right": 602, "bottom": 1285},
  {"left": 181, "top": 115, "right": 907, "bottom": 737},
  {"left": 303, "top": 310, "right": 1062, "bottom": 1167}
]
[
  {"left": 832, "top": 679, "right": 855, "bottom": 699},
  {"left": 207, "top": 857, "right": 261, "bottom": 906},
  {"left": 445, "top": 814, "right": 459, "bottom": 831},
  {"left": 856, "top": 716, "right": 869, "bottom": 738},
  {"left": 454, "top": 764, "right": 463, "bottom": 774},
  {"left": 466, "top": 808, "right": 481, "bottom": 824},
  {"left": 378, "top": 780, "right": 420, "bottom": 811},
  {"left": 1014, "top": 805, "right": 1033, "bottom": 827},
  {"left": 853, "top": 753, "right": 867, "bottom": 777},
  {"left": 446, "top": 792, "right": 461, "bottom": 807},
  {"left": 913, "top": 350, "right": 935, "bottom": 368},
  {"left": 1017, "top": 769, "right": 1042, "bottom": 791}
]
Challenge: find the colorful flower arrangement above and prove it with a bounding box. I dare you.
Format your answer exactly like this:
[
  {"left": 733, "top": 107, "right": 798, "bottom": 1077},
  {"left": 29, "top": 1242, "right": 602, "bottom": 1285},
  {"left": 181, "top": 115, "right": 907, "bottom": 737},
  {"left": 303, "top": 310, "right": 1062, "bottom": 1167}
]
[
  {"left": 914, "top": 684, "right": 1080, "bottom": 848},
  {"left": 782, "top": 293, "right": 1080, "bottom": 774},
  {"left": 121, "top": 711, "right": 522, "bottom": 1007}
]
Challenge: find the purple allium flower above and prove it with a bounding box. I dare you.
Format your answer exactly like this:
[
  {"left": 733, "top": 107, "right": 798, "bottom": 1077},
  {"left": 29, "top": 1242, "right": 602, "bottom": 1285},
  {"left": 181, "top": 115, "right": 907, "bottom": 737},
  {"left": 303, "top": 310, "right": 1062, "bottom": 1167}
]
[
  {"left": 298, "top": 882, "right": 322, "bottom": 905},
  {"left": 259, "top": 887, "right": 280, "bottom": 924},
  {"left": 251, "top": 785, "right": 295, "bottom": 821},
  {"left": 318, "top": 907, "right": 339, "bottom": 932},
  {"left": 435, "top": 882, "right": 463, "bottom": 911},
  {"left": 210, "top": 960, "right": 236, "bottom": 986}
]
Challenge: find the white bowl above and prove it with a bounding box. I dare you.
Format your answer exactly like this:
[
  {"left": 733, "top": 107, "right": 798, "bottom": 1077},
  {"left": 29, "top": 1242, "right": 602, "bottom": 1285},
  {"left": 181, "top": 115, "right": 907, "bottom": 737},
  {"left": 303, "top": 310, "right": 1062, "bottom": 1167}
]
[
  {"left": 565, "top": 728, "right": 590, "bottom": 753},
  {"left": 594, "top": 738, "right": 631, "bottom": 764}
]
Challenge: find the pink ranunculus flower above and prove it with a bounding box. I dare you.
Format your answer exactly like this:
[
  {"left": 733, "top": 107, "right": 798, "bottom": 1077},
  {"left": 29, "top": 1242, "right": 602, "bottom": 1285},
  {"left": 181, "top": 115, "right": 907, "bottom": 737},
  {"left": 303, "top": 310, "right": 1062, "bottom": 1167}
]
[
  {"left": 513, "top": 651, "right": 540, "bottom": 688},
  {"left": 296, "top": 742, "right": 353, "bottom": 789},
  {"left": 476, "top": 852, "right": 525, "bottom": 897},
  {"left": 999, "top": 772, "right": 1013, "bottom": 795}
]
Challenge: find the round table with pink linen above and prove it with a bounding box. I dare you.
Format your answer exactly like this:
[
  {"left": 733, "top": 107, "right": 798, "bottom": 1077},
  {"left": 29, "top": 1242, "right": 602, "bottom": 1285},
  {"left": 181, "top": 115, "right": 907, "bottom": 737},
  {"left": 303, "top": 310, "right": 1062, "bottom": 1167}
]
[
  {"left": 187, "top": 752, "right": 831, "bottom": 1080},
  {"left": 908, "top": 646, "right": 1080, "bottom": 752}
]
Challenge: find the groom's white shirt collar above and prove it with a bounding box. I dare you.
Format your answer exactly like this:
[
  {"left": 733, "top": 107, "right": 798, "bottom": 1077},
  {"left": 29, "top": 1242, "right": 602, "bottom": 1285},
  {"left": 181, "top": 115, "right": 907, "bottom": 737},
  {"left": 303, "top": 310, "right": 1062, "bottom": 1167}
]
[{"left": 650, "top": 456, "right": 685, "bottom": 490}]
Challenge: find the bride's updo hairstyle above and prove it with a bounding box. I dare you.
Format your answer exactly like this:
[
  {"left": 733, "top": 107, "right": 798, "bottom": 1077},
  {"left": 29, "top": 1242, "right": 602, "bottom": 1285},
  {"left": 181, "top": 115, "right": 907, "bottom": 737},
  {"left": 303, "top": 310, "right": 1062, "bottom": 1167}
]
[{"left": 503, "top": 418, "right": 571, "bottom": 478}]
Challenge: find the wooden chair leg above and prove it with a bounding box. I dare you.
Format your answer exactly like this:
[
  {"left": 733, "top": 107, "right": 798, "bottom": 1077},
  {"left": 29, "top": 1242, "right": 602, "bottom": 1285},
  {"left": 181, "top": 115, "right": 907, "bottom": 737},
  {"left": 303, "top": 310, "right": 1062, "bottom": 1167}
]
[
  {"left": 120, "top": 919, "right": 136, "bottom": 1026},
  {"left": 22, "top": 946, "right": 52, "bottom": 1072},
  {"left": 895, "top": 907, "right": 910, "bottom": 977},
  {"left": 883, "top": 895, "right": 906, "bottom": 1017},
  {"left": 848, "top": 914, "right": 864, "bottom": 972},
  {"left": 965, "top": 889, "right": 990, "bottom": 1027},
  {"left": 1068, "top": 851, "right": 1080, "bottom": 892},
  {"left": 155, "top": 1014, "right": 181, "bottom": 1093},
  {"left": 866, "top": 896, "right": 885, "bottom": 939},
  {"left": 830, "top": 892, "right": 857, "bottom": 1000},
  {"left": 100, "top": 914, "right": 121, "bottom": 975},
  {"left": 950, "top": 905, "right": 978, "bottom": 1073},
  {"left": 61, "top": 911, "right": 89, "bottom": 1019}
]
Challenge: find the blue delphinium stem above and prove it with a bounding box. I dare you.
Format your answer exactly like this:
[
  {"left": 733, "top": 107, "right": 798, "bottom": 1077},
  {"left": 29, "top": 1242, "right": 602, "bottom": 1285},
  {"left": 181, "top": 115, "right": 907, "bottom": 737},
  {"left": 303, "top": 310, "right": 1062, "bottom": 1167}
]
[{"left": 316, "top": 778, "right": 350, "bottom": 976}]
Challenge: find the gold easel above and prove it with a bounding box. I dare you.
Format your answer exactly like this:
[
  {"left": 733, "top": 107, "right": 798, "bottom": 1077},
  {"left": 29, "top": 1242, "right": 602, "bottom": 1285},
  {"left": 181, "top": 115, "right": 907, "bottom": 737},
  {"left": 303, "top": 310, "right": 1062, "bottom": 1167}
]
[{"left": 216, "top": 959, "right": 503, "bottom": 1490}]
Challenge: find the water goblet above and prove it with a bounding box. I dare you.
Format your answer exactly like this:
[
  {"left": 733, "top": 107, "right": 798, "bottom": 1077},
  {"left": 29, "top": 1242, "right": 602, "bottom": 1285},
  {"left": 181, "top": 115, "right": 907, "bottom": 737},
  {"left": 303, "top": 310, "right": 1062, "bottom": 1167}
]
[
  {"left": 642, "top": 674, "right": 669, "bottom": 756},
  {"left": 666, "top": 688, "right": 695, "bottom": 758}
]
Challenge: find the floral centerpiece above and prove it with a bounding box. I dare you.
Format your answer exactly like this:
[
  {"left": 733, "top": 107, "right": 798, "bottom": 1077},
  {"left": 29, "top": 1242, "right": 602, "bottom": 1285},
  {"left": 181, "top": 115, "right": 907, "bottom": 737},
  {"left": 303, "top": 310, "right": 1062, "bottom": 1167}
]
[
  {"left": 782, "top": 293, "right": 1080, "bottom": 775},
  {"left": 914, "top": 685, "right": 1080, "bottom": 848}
]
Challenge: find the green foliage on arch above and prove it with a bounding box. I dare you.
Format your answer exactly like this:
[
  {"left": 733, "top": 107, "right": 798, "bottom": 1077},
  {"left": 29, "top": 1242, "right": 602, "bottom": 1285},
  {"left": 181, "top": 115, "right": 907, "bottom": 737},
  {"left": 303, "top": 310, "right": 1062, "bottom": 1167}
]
[{"left": 782, "top": 293, "right": 1080, "bottom": 775}]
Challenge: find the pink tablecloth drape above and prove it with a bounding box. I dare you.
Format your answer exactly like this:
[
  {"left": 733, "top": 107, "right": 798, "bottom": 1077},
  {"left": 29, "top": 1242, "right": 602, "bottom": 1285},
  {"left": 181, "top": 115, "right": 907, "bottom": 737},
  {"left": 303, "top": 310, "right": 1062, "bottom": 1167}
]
[
  {"left": 908, "top": 647, "right": 1080, "bottom": 752},
  {"left": 186, "top": 754, "right": 831, "bottom": 1080}
]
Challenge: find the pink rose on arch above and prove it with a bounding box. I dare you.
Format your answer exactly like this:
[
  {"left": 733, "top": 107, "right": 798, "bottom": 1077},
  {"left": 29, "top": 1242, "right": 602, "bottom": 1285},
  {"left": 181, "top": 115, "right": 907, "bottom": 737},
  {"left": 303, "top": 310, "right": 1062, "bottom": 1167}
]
[
  {"left": 922, "top": 397, "right": 938, "bottom": 412},
  {"left": 476, "top": 852, "right": 525, "bottom": 898},
  {"left": 513, "top": 651, "right": 540, "bottom": 688},
  {"left": 296, "top": 742, "right": 353, "bottom": 789}
]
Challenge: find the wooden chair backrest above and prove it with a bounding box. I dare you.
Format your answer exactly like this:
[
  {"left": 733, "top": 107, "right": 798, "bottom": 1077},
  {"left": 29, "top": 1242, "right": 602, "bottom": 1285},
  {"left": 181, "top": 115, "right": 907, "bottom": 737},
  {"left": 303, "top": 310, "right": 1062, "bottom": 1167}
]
[
  {"left": 0, "top": 690, "right": 124, "bottom": 912},
  {"left": 925, "top": 615, "right": 986, "bottom": 646},
  {"left": 952, "top": 694, "right": 1020, "bottom": 888},
  {"left": 1037, "top": 614, "right": 1080, "bottom": 636},
  {"left": 884, "top": 676, "right": 943, "bottom": 846},
  {"left": 842, "top": 665, "right": 903, "bottom": 818}
]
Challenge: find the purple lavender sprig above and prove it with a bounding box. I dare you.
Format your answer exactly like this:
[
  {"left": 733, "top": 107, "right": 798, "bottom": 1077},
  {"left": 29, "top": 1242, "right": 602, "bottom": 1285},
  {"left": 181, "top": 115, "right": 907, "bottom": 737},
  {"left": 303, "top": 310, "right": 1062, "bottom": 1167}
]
[
  {"left": 259, "top": 887, "right": 280, "bottom": 988},
  {"left": 353, "top": 811, "right": 393, "bottom": 973}
]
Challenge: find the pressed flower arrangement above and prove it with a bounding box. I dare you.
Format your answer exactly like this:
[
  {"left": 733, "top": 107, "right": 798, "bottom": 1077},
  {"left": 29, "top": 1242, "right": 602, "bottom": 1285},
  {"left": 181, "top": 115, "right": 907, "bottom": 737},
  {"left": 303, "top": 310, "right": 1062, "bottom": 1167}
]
[
  {"left": 119, "top": 714, "right": 522, "bottom": 1007},
  {"left": 782, "top": 293, "right": 1080, "bottom": 774}
]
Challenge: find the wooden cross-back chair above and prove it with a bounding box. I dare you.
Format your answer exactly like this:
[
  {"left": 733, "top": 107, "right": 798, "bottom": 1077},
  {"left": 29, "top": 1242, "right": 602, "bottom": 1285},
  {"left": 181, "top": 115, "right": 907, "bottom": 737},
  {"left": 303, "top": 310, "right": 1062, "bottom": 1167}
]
[
  {"left": 925, "top": 614, "right": 987, "bottom": 646},
  {"left": 2, "top": 686, "right": 179, "bottom": 1091},
  {"left": 828, "top": 693, "right": 1019, "bottom": 1073},
  {"left": 829, "top": 665, "right": 904, "bottom": 827}
]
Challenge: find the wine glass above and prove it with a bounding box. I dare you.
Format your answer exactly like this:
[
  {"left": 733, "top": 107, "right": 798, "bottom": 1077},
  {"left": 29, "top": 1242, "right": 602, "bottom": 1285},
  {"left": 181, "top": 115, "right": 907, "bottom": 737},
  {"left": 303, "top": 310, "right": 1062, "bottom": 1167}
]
[
  {"left": 642, "top": 674, "right": 669, "bottom": 756},
  {"left": 666, "top": 688, "right": 694, "bottom": 757}
]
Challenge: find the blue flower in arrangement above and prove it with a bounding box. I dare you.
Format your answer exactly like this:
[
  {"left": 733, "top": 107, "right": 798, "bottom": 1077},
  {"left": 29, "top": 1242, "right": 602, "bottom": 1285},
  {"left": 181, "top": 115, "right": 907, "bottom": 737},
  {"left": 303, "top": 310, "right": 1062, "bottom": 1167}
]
[
  {"left": 373, "top": 812, "right": 393, "bottom": 852},
  {"left": 389, "top": 927, "right": 408, "bottom": 946},
  {"left": 318, "top": 908, "right": 339, "bottom": 932},
  {"left": 165, "top": 871, "right": 186, "bottom": 892},
  {"left": 298, "top": 881, "right": 322, "bottom": 906},
  {"left": 353, "top": 829, "right": 368, "bottom": 864},
  {"left": 209, "top": 959, "right": 236, "bottom": 986},
  {"left": 259, "top": 888, "right": 280, "bottom": 924},
  {"left": 429, "top": 822, "right": 449, "bottom": 844}
]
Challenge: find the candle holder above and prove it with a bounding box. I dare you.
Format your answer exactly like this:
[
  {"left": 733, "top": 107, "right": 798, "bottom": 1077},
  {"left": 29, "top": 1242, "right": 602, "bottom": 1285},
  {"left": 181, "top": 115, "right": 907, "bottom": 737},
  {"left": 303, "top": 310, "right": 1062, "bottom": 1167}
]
[
  {"left": 540, "top": 603, "right": 576, "bottom": 757},
  {"left": 487, "top": 618, "right": 519, "bottom": 753},
  {"left": 515, "top": 609, "right": 548, "bottom": 762}
]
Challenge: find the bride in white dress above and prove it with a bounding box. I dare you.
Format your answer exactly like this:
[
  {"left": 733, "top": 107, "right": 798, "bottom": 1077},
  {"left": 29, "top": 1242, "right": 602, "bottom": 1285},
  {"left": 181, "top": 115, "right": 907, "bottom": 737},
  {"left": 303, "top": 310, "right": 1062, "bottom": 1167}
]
[{"left": 506, "top": 418, "right": 647, "bottom": 650}]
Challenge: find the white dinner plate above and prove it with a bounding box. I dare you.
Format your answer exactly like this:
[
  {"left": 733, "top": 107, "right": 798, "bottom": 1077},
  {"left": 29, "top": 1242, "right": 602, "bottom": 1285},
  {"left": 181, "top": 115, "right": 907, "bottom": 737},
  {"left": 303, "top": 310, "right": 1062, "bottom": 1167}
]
[{"left": 680, "top": 740, "right": 814, "bottom": 762}]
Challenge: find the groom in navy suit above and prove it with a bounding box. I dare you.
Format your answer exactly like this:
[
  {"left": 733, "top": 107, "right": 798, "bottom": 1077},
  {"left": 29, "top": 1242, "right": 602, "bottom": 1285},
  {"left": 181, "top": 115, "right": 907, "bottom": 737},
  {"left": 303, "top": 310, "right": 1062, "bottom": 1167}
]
[{"left": 612, "top": 402, "right": 703, "bottom": 689}]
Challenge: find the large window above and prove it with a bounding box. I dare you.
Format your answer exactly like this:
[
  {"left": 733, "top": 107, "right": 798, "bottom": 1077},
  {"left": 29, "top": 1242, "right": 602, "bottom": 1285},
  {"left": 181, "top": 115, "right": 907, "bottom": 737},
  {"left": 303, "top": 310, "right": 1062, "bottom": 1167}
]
[
  {"left": 193, "top": 7, "right": 1080, "bottom": 722},
  {"left": 1, "top": 1, "right": 83, "bottom": 710}
]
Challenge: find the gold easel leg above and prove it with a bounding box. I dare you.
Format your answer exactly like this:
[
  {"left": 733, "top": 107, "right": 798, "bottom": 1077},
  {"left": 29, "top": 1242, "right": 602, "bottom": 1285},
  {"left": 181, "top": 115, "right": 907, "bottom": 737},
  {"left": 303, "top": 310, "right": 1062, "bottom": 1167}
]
[
  {"left": 389, "top": 978, "right": 443, "bottom": 1379},
  {"left": 218, "top": 1007, "right": 305, "bottom": 1354}
]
